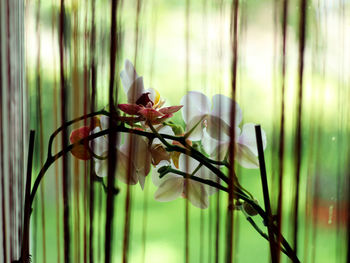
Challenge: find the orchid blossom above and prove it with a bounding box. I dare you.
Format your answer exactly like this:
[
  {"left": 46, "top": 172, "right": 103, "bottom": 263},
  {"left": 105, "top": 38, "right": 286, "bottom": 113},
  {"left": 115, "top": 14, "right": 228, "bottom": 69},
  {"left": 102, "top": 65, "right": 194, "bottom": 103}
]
[
  {"left": 89, "top": 115, "right": 150, "bottom": 189},
  {"left": 118, "top": 60, "right": 183, "bottom": 124},
  {"left": 181, "top": 91, "right": 266, "bottom": 169},
  {"left": 152, "top": 154, "right": 218, "bottom": 209},
  {"left": 90, "top": 116, "right": 177, "bottom": 189}
]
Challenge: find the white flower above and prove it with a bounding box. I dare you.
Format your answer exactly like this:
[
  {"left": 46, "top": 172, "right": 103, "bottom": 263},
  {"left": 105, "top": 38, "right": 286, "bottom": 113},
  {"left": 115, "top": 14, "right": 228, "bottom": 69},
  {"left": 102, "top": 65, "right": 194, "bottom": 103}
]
[
  {"left": 152, "top": 154, "right": 218, "bottom": 209},
  {"left": 90, "top": 115, "right": 151, "bottom": 189},
  {"left": 181, "top": 91, "right": 266, "bottom": 169},
  {"left": 180, "top": 91, "right": 242, "bottom": 141},
  {"left": 120, "top": 59, "right": 164, "bottom": 108}
]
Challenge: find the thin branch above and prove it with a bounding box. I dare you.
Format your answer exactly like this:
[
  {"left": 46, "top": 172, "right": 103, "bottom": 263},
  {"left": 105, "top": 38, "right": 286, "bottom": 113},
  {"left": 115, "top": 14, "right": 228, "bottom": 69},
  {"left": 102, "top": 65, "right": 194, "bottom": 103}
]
[
  {"left": 147, "top": 122, "right": 230, "bottom": 184},
  {"left": 255, "top": 125, "right": 278, "bottom": 262},
  {"left": 245, "top": 217, "right": 288, "bottom": 255},
  {"left": 167, "top": 168, "right": 229, "bottom": 193},
  {"left": 191, "top": 163, "right": 203, "bottom": 176},
  {"left": 20, "top": 130, "right": 36, "bottom": 262},
  {"left": 30, "top": 129, "right": 110, "bottom": 207},
  {"left": 47, "top": 109, "right": 109, "bottom": 158},
  {"left": 238, "top": 195, "right": 300, "bottom": 262},
  {"left": 25, "top": 114, "right": 299, "bottom": 263}
]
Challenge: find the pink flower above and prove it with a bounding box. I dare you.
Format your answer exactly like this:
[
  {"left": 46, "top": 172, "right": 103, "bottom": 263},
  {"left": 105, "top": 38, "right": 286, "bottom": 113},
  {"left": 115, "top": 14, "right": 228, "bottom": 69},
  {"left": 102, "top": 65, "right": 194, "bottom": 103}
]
[
  {"left": 118, "top": 103, "right": 183, "bottom": 123},
  {"left": 119, "top": 60, "right": 182, "bottom": 124}
]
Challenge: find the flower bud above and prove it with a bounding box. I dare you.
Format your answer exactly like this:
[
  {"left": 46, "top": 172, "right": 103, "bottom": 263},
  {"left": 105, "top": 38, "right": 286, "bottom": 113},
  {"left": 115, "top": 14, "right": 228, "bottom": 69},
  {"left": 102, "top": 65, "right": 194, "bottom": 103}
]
[
  {"left": 243, "top": 200, "right": 259, "bottom": 216},
  {"left": 150, "top": 145, "right": 170, "bottom": 165},
  {"left": 70, "top": 126, "right": 92, "bottom": 160},
  {"left": 192, "top": 142, "right": 200, "bottom": 151}
]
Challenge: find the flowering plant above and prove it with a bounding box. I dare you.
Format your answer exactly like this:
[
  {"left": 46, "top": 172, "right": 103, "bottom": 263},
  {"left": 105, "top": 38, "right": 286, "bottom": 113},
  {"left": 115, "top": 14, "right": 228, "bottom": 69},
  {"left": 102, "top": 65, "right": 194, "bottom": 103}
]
[{"left": 16, "top": 60, "right": 300, "bottom": 263}]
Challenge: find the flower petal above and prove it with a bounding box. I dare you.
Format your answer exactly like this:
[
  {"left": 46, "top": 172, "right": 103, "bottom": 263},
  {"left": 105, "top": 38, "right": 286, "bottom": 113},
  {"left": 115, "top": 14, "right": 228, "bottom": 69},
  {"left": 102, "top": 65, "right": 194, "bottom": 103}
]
[
  {"left": 158, "top": 105, "right": 183, "bottom": 115},
  {"left": 119, "top": 134, "right": 151, "bottom": 187},
  {"left": 138, "top": 108, "right": 164, "bottom": 120},
  {"left": 94, "top": 153, "right": 109, "bottom": 177},
  {"left": 118, "top": 104, "right": 143, "bottom": 115},
  {"left": 179, "top": 152, "right": 218, "bottom": 196},
  {"left": 127, "top": 77, "right": 145, "bottom": 104},
  {"left": 185, "top": 115, "right": 205, "bottom": 141},
  {"left": 235, "top": 143, "right": 260, "bottom": 169},
  {"left": 150, "top": 114, "right": 173, "bottom": 124},
  {"left": 178, "top": 154, "right": 200, "bottom": 174},
  {"left": 70, "top": 126, "right": 91, "bottom": 144},
  {"left": 71, "top": 145, "right": 91, "bottom": 160},
  {"left": 89, "top": 127, "right": 109, "bottom": 157},
  {"left": 237, "top": 123, "right": 267, "bottom": 156},
  {"left": 94, "top": 149, "right": 139, "bottom": 184},
  {"left": 150, "top": 144, "right": 170, "bottom": 165},
  {"left": 154, "top": 177, "right": 184, "bottom": 202},
  {"left": 99, "top": 115, "right": 110, "bottom": 130},
  {"left": 180, "top": 91, "right": 210, "bottom": 124},
  {"left": 152, "top": 125, "right": 174, "bottom": 145},
  {"left": 139, "top": 173, "right": 146, "bottom": 190},
  {"left": 120, "top": 59, "right": 138, "bottom": 94},
  {"left": 186, "top": 181, "right": 209, "bottom": 209},
  {"left": 201, "top": 128, "right": 218, "bottom": 155},
  {"left": 201, "top": 129, "right": 229, "bottom": 160},
  {"left": 70, "top": 126, "right": 92, "bottom": 160},
  {"left": 151, "top": 160, "right": 173, "bottom": 187},
  {"left": 206, "top": 115, "right": 231, "bottom": 142},
  {"left": 133, "top": 136, "right": 151, "bottom": 175},
  {"left": 211, "top": 94, "right": 242, "bottom": 127},
  {"left": 115, "top": 149, "right": 139, "bottom": 184},
  {"left": 196, "top": 166, "right": 218, "bottom": 195}
]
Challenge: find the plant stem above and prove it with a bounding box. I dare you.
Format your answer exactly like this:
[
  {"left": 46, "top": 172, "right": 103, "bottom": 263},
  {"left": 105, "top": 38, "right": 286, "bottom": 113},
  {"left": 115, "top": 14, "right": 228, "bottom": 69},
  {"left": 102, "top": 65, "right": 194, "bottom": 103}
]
[
  {"left": 245, "top": 217, "right": 288, "bottom": 255},
  {"left": 21, "top": 111, "right": 299, "bottom": 263},
  {"left": 255, "top": 125, "right": 278, "bottom": 263},
  {"left": 30, "top": 129, "right": 110, "bottom": 207},
  {"left": 167, "top": 168, "right": 229, "bottom": 193},
  {"left": 157, "top": 168, "right": 299, "bottom": 262},
  {"left": 238, "top": 195, "right": 300, "bottom": 262},
  {"left": 20, "top": 130, "right": 35, "bottom": 263},
  {"left": 47, "top": 109, "right": 108, "bottom": 158},
  {"left": 147, "top": 122, "right": 229, "bottom": 183}
]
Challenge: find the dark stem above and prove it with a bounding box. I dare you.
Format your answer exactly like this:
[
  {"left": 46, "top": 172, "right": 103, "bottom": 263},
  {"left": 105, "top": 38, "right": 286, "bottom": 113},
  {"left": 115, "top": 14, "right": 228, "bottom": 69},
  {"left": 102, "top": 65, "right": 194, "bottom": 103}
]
[
  {"left": 147, "top": 122, "right": 229, "bottom": 183},
  {"left": 19, "top": 130, "right": 35, "bottom": 263},
  {"left": 47, "top": 109, "right": 108, "bottom": 158},
  {"left": 255, "top": 125, "right": 278, "bottom": 262},
  {"left": 19, "top": 112, "right": 299, "bottom": 263},
  {"left": 159, "top": 167, "right": 299, "bottom": 262},
  {"left": 30, "top": 129, "right": 110, "bottom": 207},
  {"left": 92, "top": 174, "right": 120, "bottom": 195},
  {"left": 245, "top": 217, "right": 288, "bottom": 255},
  {"left": 166, "top": 168, "right": 229, "bottom": 193},
  {"left": 239, "top": 195, "right": 300, "bottom": 262}
]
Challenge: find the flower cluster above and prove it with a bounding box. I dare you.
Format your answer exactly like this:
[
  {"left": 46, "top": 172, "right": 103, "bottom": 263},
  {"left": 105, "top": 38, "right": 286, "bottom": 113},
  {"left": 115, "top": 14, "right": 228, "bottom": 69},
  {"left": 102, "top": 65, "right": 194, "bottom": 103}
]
[{"left": 70, "top": 60, "right": 266, "bottom": 209}]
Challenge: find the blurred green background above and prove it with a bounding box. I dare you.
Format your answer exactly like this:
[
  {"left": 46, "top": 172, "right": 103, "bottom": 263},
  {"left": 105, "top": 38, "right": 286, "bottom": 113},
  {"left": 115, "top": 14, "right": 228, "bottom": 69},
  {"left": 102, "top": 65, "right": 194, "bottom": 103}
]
[{"left": 26, "top": 0, "right": 349, "bottom": 262}]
